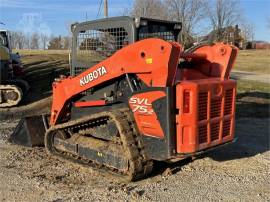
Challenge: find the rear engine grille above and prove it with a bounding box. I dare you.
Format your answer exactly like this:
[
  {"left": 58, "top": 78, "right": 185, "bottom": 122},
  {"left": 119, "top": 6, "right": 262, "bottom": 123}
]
[
  {"left": 210, "top": 122, "right": 220, "bottom": 141},
  {"left": 198, "top": 125, "right": 207, "bottom": 144},
  {"left": 198, "top": 92, "right": 208, "bottom": 121},
  {"left": 197, "top": 88, "right": 234, "bottom": 145},
  {"left": 222, "top": 120, "right": 231, "bottom": 137},
  {"left": 224, "top": 89, "right": 233, "bottom": 115},
  {"left": 211, "top": 99, "right": 222, "bottom": 118}
]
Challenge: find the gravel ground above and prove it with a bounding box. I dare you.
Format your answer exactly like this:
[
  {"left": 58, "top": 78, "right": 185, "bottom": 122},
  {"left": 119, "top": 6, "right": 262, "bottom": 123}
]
[{"left": 0, "top": 117, "right": 269, "bottom": 202}]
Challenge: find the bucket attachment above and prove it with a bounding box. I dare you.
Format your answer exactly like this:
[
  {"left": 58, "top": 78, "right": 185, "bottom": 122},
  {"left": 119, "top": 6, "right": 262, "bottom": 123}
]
[{"left": 9, "top": 115, "right": 47, "bottom": 147}]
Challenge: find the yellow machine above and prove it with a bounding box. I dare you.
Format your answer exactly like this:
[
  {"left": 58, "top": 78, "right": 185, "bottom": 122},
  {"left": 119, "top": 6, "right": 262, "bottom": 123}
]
[{"left": 0, "top": 30, "right": 28, "bottom": 107}]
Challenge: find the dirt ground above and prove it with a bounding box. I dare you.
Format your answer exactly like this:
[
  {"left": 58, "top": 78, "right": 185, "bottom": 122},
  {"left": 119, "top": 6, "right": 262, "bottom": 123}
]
[
  {"left": 0, "top": 51, "right": 269, "bottom": 201},
  {"left": 0, "top": 117, "right": 269, "bottom": 202}
]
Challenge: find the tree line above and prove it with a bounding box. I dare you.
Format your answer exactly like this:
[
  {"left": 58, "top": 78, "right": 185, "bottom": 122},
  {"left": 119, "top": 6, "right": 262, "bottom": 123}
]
[
  {"left": 10, "top": 32, "right": 71, "bottom": 50},
  {"left": 130, "top": 0, "right": 256, "bottom": 47},
  {"left": 11, "top": 0, "right": 259, "bottom": 50}
]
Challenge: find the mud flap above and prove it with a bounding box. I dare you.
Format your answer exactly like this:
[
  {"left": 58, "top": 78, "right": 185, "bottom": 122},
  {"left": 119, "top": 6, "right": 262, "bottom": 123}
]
[{"left": 9, "top": 115, "right": 47, "bottom": 147}]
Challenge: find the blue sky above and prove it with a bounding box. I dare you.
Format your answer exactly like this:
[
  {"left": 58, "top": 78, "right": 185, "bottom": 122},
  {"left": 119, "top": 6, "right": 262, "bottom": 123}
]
[{"left": 0, "top": 0, "right": 269, "bottom": 41}]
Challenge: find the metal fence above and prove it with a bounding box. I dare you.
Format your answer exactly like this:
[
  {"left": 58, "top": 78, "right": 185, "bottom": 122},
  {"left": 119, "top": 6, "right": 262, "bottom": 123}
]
[{"left": 74, "top": 27, "right": 129, "bottom": 75}]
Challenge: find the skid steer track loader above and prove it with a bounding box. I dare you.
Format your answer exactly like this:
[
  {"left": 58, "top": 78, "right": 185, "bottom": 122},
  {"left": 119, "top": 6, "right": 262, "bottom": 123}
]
[{"left": 11, "top": 17, "right": 238, "bottom": 181}]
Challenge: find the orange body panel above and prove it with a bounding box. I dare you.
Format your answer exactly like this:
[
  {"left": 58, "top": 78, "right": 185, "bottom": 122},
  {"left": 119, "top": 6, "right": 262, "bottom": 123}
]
[
  {"left": 74, "top": 100, "right": 106, "bottom": 107},
  {"left": 174, "top": 43, "right": 238, "bottom": 154},
  {"left": 176, "top": 79, "right": 236, "bottom": 153},
  {"left": 129, "top": 91, "right": 166, "bottom": 138},
  {"left": 176, "top": 43, "right": 238, "bottom": 81},
  {"left": 194, "top": 43, "right": 237, "bottom": 79}
]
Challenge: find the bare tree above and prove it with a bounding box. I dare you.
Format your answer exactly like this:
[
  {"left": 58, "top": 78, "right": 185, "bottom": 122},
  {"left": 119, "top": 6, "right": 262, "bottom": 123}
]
[
  {"left": 30, "top": 33, "right": 40, "bottom": 49},
  {"left": 207, "top": 0, "right": 240, "bottom": 41},
  {"left": 10, "top": 32, "right": 17, "bottom": 49},
  {"left": 63, "top": 22, "right": 73, "bottom": 50},
  {"left": 130, "top": 0, "right": 167, "bottom": 20},
  {"left": 23, "top": 35, "right": 31, "bottom": 49},
  {"left": 62, "top": 36, "right": 71, "bottom": 49},
  {"left": 10, "top": 32, "right": 25, "bottom": 49},
  {"left": 240, "top": 21, "right": 255, "bottom": 42},
  {"left": 166, "top": 0, "right": 207, "bottom": 47},
  {"left": 40, "top": 33, "right": 49, "bottom": 50},
  {"left": 47, "top": 35, "right": 63, "bottom": 50},
  {"left": 17, "top": 32, "right": 25, "bottom": 49}
]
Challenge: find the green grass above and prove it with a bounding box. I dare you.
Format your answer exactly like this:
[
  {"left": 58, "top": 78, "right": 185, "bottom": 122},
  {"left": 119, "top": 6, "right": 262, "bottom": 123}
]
[
  {"left": 237, "top": 80, "right": 270, "bottom": 93},
  {"left": 234, "top": 49, "right": 270, "bottom": 74}
]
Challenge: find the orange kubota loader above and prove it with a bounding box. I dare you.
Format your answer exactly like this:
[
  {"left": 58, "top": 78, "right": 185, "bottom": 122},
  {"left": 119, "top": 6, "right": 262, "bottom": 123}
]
[{"left": 11, "top": 17, "right": 238, "bottom": 181}]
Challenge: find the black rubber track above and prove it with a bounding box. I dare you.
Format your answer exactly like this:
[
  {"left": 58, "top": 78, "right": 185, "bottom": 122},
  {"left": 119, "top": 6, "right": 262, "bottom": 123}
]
[{"left": 45, "top": 108, "right": 153, "bottom": 181}]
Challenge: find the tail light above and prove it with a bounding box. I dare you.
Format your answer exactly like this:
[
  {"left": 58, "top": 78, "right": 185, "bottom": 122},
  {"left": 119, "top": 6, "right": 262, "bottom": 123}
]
[{"left": 183, "top": 91, "right": 190, "bottom": 113}]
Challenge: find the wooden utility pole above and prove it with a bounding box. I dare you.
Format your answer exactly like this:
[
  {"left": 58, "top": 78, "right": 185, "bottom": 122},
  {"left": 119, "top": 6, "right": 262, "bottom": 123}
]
[{"left": 104, "top": 0, "right": 108, "bottom": 18}]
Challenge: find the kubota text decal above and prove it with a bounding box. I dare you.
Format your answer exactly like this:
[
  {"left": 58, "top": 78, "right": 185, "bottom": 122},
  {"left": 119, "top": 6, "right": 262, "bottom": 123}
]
[{"left": 80, "top": 66, "right": 107, "bottom": 86}]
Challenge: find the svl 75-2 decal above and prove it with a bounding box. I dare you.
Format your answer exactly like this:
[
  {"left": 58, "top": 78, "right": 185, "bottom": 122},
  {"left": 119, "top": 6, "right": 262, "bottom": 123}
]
[
  {"left": 129, "top": 91, "right": 166, "bottom": 138},
  {"left": 129, "top": 97, "right": 153, "bottom": 114}
]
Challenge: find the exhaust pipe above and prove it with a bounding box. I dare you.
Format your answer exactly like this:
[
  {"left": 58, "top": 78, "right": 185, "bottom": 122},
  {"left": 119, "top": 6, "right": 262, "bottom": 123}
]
[{"left": 9, "top": 115, "right": 48, "bottom": 147}]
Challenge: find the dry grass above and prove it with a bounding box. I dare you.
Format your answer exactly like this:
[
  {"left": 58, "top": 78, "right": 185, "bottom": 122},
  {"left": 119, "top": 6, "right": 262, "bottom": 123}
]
[
  {"left": 14, "top": 49, "right": 70, "bottom": 56},
  {"left": 15, "top": 49, "right": 270, "bottom": 74},
  {"left": 15, "top": 50, "right": 70, "bottom": 67},
  {"left": 237, "top": 80, "right": 270, "bottom": 93},
  {"left": 13, "top": 48, "right": 270, "bottom": 119},
  {"left": 234, "top": 49, "right": 270, "bottom": 74}
]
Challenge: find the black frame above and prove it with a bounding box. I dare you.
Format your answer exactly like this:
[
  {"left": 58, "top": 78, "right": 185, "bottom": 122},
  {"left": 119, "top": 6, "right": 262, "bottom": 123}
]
[{"left": 130, "top": 87, "right": 176, "bottom": 160}]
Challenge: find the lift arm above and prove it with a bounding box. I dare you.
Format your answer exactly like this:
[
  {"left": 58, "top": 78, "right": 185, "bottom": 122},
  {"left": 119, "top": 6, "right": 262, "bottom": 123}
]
[{"left": 50, "top": 38, "right": 182, "bottom": 125}]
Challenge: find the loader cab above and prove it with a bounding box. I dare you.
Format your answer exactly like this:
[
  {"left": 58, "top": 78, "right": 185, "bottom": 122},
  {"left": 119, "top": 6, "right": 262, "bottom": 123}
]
[{"left": 70, "top": 16, "right": 181, "bottom": 76}]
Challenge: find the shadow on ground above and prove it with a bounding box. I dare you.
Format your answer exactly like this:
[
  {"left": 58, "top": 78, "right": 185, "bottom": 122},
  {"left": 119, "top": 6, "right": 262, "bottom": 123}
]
[
  {"left": 236, "top": 91, "right": 269, "bottom": 118},
  {"left": 152, "top": 91, "right": 270, "bottom": 176}
]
